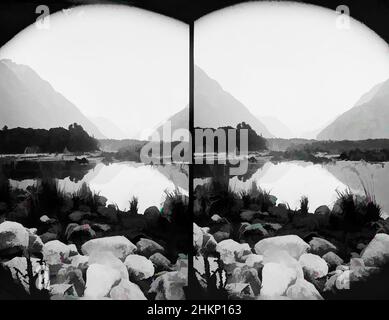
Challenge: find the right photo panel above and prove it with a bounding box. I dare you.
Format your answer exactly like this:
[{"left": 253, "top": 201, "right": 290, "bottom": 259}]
[{"left": 192, "top": 1, "right": 389, "bottom": 300}]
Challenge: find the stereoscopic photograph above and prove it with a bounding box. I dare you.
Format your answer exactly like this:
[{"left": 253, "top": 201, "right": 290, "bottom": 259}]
[
  {"left": 193, "top": 1, "right": 389, "bottom": 300},
  {"left": 0, "top": 3, "right": 189, "bottom": 300},
  {"left": 1, "top": 0, "right": 389, "bottom": 305}
]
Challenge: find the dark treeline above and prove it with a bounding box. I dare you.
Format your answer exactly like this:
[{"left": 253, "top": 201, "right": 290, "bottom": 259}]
[
  {"left": 339, "top": 148, "right": 389, "bottom": 162},
  {"left": 0, "top": 123, "right": 99, "bottom": 154},
  {"left": 288, "top": 139, "right": 389, "bottom": 154},
  {"left": 195, "top": 122, "right": 267, "bottom": 153}
]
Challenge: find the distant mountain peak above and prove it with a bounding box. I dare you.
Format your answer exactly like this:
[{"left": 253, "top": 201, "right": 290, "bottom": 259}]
[
  {"left": 318, "top": 79, "right": 389, "bottom": 140},
  {"left": 0, "top": 60, "right": 105, "bottom": 138}
]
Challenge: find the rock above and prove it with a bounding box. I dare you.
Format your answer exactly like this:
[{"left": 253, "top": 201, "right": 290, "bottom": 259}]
[
  {"left": 90, "top": 223, "right": 111, "bottom": 232},
  {"left": 0, "top": 221, "right": 29, "bottom": 255},
  {"left": 64, "top": 223, "right": 79, "bottom": 239},
  {"left": 213, "top": 231, "right": 230, "bottom": 243},
  {"left": 43, "top": 240, "right": 71, "bottom": 269},
  {"left": 50, "top": 284, "right": 77, "bottom": 297},
  {"left": 336, "top": 265, "right": 349, "bottom": 271},
  {"left": 299, "top": 253, "right": 328, "bottom": 280},
  {"left": 68, "top": 211, "right": 89, "bottom": 222},
  {"left": 240, "top": 210, "right": 257, "bottom": 222},
  {"left": 110, "top": 279, "right": 147, "bottom": 300},
  {"left": 1, "top": 256, "right": 40, "bottom": 293},
  {"left": 225, "top": 283, "right": 254, "bottom": 299},
  {"left": 27, "top": 230, "right": 44, "bottom": 254},
  {"left": 350, "top": 258, "right": 365, "bottom": 269},
  {"left": 263, "top": 250, "right": 304, "bottom": 279},
  {"left": 322, "top": 252, "right": 344, "bottom": 270},
  {"left": 136, "top": 238, "right": 165, "bottom": 258},
  {"left": 149, "top": 252, "right": 172, "bottom": 272},
  {"left": 97, "top": 205, "right": 118, "bottom": 223},
  {"left": 309, "top": 237, "right": 337, "bottom": 256},
  {"left": 69, "top": 254, "right": 89, "bottom": 270},
  {"left": 202, "top": 233, "right": 217, "bottom": 254},
  {"left": 124, "top": 254, "right": 154, "bottom": 281},
  {"left": 66, "top": 268, "right": 85, "bottom": 297},
  {"left": 81, "top": 236, "right": 136, "bottom": 261},
  {"left": 361, "top": 233, "right": 389, "bottom": 267},
  {"left": 67, "top": 244, "right": 78, "bottom": 257},
  {"left": 335, "top": 270, "right": 351, "bottom": 290},
  {"left": 40, "top": 215, "right": 53, "bottom": 223},
  {"left": 286, "top": 279, "right": 323, "bottom": 300},
  {"left": 211, "top": 214, "right": 223, "bottom": 222},
  {"left": 350, "top": 252, "right": 360, "bottom": 259},
  {"left": 89, "top": 251, "right": 129, "bottom": 280},
  {"left": 356, "top": 243, "right": 366, "bottom": 251},
  {"left": 216, "top": 239, "right": 252, "bottom": 264},
  {"left": 97, "top": 195, "right": 108, "bottom": 207},
  {"left": 260, "top": 262, "right": 296, "bottom": 298},
  {"left": 243, "top": 223, "right": 268, "bottom": 237},
  {"left": 244, "top": 254, "right": 263, "bottom": 270},
  {"left": 143, "top": 206, "right": 160, "bottom": 227},
  {"left": 84, "top": 264, "right": 122, "bottom": 299},
  {"left": 228, "top": 266, "right": 262, "bottom": 296},
  {"left": 149, "top": 270, "right": 187, "bottom": 300},
  {"left": 254, "top": 235, "right": 310, "bottom": 260},
  {"left": 324, "top": 272, "right": 341, "bottom": 293},
  {"left": 314, "top": 205, "right": 330, "bottom": 215},
  {"left": 66, "top": 224, "right": 96, "bottom": 244},
  {"left": 40, "top": 232, "right": 57, "bottom": 243}
]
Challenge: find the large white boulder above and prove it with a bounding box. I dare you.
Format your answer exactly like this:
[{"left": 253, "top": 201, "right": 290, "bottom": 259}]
[
  {"left": 149, "top": 270, "right": 187, "bottom": 300},
  {"left": 43, "top": 240, "right": 71, "bottom": 265},
  {"left": 263, "top": 250, "right": 304, "bottom": 279},
  {"left": 84, "top": 263, "right": 122, "bottom": 299},
  {"left": 361, "top": 233, "right": 389, "bottom": 267},
  {"left": 299, "top": 253, "right": 328, "bottom": 279},
  {"left": 244, "top": 254, "right": 263, "bottom": 270},
  {"left": 260, "top": 262, "right": 297, "bottom": 299},
  {"left": 110, "top": 279, "right": 147, "bottom": 300},
  {"left": 216, "top": 239, "right": 251, "bottom": 264},
  {"left": 89, "top": 251, "right": 129, "bottom": 280},
  {"left": 81, "top": 236, "right": 136, "bottom": 261},
  {"left": 124, "top": 254, "right": 154, "bottom": 280},
  {"left": 0, "top": 221, "right": 29, "bottom": 254},
  {"left": 286, "top": 279, "right": 323, "bottom": 300},
  {"left": 255, "top": 235, "right": 310, "bottom": 260}
]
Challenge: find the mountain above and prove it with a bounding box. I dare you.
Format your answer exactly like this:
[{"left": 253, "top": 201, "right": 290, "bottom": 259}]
[
  {"left": 317, "top": 79, "right": 389, "bottom": 140},
  {"left": 194, "top": 66, "right": 273, "bottom": 137},
  {"left": 154, "top": 66, "right": 274, "bottom": 140},
  {"left": 154, "top": 106, "right": 189, "bottom": 141},
  {"left": 257, "top": 116, "right": 295, "bottom": 138},
  {"left": 89, "top": 116, "right": 127, "bottom": 139},
  {"left": 0, "top": 59, "right": 104, "bottom": 138}
]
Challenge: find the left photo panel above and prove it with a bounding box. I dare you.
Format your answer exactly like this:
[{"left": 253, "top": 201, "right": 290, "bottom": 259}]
[{"left": 0, "top": 4, "right": 189, "bottom": 300}]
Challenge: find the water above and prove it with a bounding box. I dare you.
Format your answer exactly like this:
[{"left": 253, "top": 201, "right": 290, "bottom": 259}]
[
  {"left": 194, "top": 160, "right": 389, "bottom": 217},
  {"left": 8, "top": 161, "right": 188, "bottom": 213}
]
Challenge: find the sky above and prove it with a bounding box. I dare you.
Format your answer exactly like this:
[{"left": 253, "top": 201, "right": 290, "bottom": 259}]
[
  {"left": 195, "top": 1, "right": 389, "bottom": 138},
  {"left": 0, "top": 4, "right": 188, "bottom": 139}
]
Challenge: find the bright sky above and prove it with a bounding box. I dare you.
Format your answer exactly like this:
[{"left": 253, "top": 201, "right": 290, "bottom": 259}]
[
  {"left": 195, "top": 1, "right": 389, "bottom": 138},
  {"left": 0, "top": 4, "right": 188, "bottom": 139}
]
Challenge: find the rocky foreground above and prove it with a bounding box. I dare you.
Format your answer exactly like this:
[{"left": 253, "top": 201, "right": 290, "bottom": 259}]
[
  {"left": 0, "top": 220, "right": 187, "bottom": 300},
  {"left": 194, "top": 221, "right": 389, "bottom": 299}
]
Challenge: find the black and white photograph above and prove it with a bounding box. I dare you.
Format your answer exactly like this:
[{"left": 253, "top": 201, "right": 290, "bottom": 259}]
[
  {"left": 0, "top": 2, "right": 189, "bottom": 300},
  {"left": 193, "top": 1, "right": 389, "bottom": 300}
]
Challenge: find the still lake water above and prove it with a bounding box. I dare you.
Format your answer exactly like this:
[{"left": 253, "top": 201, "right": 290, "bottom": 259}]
[
  {"left": 9, "top": 162, "right": 188, "bottom": 213},
  {"left": 194, "top": 160, "right": 389, "bottom": 217}
]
